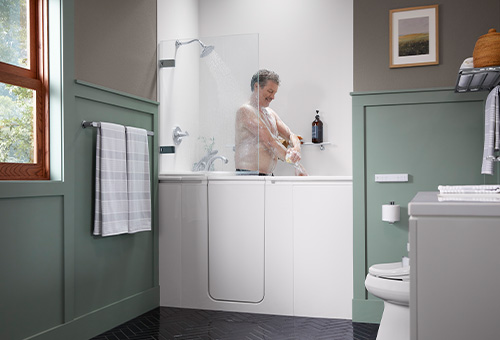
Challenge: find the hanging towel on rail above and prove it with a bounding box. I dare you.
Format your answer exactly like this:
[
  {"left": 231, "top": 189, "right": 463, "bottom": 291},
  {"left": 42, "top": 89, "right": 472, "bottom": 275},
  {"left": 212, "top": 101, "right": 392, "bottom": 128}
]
[
  {"left": 125, "top": 126, "right": 152, "bottom": 233},
  {"left": 481, "top": 86, "right": 500, "bottom": 175},
  {"left": 94, "top": 122, "right": 129, "bottom": 236}
]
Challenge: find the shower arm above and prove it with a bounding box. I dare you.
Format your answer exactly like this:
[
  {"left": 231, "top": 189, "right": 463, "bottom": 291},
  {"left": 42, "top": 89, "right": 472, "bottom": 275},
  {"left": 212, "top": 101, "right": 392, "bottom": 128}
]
[
  {"left": 176, "top": 39, "right": 207, "bottom": 48},
  {"left": 175, "top": 38, "right": 214, "bottom": 59}
]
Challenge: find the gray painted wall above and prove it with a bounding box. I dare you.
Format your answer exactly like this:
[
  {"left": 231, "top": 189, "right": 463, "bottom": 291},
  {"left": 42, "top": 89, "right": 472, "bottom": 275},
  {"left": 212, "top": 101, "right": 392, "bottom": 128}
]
[
  {"left": 74, "top": 0, "right": 157, "bottom": 101},
  {"left": 353, "top": 0, "right": 500, "bottom": 92}
]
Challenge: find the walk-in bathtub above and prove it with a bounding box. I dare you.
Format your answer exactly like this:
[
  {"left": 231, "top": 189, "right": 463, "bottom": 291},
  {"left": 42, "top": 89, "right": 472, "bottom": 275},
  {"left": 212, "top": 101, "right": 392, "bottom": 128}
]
[
  {"left": 158, "top": 33, "right": 351, "bottom": 318},
  {"left": 159, "top": 172, "right": 353, "bottom": 319}
]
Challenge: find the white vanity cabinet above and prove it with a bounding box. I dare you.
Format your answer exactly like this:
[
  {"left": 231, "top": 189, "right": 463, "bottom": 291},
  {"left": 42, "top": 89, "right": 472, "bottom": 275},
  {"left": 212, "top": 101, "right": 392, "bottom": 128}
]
[{"left": 409, "top": 192, "right": 500, "bottom": 340}]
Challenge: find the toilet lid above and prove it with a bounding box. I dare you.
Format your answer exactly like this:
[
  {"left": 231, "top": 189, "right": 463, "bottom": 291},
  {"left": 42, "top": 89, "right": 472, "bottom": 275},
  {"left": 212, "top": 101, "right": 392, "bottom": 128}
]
[{"left": 369, "top": 262, "right": 410, "bottom": 279}]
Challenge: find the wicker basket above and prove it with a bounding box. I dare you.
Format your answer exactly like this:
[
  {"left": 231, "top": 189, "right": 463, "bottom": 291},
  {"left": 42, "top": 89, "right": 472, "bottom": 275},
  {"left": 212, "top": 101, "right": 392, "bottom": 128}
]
[{"left": 473, "top": 29, "right": 500, "bottom": 68}]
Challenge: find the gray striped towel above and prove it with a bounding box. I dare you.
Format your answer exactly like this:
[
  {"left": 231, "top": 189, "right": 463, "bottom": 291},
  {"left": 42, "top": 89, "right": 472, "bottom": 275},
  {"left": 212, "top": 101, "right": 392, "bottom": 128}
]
[
  {"left": 94, "top": 122, "right": 128, "bottom": 236},
  {"left": 126, "top": 126, "right": 151, "bottom": 233},
  {"left": 481, "top": 86, "right": 500, "bottom": 175}
]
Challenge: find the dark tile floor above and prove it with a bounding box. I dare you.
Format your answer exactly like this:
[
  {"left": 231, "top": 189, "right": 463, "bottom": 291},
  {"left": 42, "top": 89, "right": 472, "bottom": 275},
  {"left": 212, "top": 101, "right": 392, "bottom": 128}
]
[{"left": 91, "top": 307, "right": 379, "bottom": 340}]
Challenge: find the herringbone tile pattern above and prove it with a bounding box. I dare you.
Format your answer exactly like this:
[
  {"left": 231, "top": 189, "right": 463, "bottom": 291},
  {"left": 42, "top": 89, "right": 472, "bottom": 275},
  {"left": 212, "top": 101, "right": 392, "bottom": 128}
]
[{"left": 92, "top": 307, "right": 378, "bottom": 340}]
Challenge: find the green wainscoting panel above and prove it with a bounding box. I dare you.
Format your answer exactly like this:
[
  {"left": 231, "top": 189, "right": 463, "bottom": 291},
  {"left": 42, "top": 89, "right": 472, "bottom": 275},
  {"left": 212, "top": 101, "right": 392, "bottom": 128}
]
[
  {"left": 0, "top": 196, "right": 64, "bottom": 340},
  {"left": 352, "top": 88, "right": 490, "bottom": 323},
  {"left": 27, "top": 288, "right": 158, "bottom": 340},
  {"left": 352, "top": 299, "right": 383, "bottom": 324},
  {"left": 73, "top": 81, "right": 158, "bottom": 317},
  {"left": 0, "top": 81, "right": 159, "bottom": 340}
]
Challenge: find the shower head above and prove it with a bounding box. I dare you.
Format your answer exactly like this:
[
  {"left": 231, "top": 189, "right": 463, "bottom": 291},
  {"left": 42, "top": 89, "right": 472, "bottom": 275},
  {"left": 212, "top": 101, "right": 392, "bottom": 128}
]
[
  {"left": 175, "top": 39, "right": 215, "bottom": 58},
  {"left": 200, "top": 45, "right": 215, "bottom": 58}
]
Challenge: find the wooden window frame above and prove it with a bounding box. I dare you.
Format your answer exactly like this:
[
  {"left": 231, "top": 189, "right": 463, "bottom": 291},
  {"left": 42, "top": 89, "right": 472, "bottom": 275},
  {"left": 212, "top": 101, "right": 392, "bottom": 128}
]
[{"left": 0, "top": 0, "right": 49, "bottom": 180}]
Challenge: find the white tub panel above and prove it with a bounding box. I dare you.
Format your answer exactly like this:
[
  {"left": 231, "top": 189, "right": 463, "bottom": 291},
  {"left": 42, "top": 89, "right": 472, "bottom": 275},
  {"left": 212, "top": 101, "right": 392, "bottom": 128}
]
[
  {"left": 159, "top": 182, "right": 182, "bottom": 307},
  {"left": 181, "top": 181, "right": 209, "bottom": 308},
  {"left": 293, "top": 182, "right": 353, "bottom": 319},
  {"left": 159, "top": 177, "right": 353, "bottom": 318},
  {"left": 264, "top": 181, "right": 295, "bottom": 315}
]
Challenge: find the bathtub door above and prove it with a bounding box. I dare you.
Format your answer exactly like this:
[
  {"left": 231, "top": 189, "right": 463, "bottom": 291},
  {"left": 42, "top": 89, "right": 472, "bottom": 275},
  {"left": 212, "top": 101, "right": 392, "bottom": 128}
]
[{"left": 208, "top": 179, "right": 265, "bottom": 303}]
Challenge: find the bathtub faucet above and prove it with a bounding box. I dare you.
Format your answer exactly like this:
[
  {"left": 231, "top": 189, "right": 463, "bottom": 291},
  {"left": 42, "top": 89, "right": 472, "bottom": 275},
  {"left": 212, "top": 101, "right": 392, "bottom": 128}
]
[
  {"left": 207, "top": 155, "right": 228, "bottom": 170},
  {"left": 193, "top": 150, "right": 218, "bottom": 171}
]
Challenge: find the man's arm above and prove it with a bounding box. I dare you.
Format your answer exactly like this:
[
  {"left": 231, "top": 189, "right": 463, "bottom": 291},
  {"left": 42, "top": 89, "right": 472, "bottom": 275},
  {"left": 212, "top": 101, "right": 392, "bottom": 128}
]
[
  {"left": 236, "top": 106, "right": 288, "bottom": 160},
  {"left": 273, "top": 110, "right": 301, "bottom": 163}
]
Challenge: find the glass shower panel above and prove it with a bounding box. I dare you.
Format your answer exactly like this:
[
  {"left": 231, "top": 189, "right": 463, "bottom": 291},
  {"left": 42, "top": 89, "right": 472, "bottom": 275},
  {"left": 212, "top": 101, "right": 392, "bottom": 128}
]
[{"left": 198, "top": 34, "right": 259, "bottom": 172}]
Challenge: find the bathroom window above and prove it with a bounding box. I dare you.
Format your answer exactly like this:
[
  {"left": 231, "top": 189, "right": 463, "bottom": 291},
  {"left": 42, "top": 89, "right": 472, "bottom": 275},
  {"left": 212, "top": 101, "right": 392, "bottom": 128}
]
[{"left": 0, "top": 0, "right": 49, "bottom": 180}]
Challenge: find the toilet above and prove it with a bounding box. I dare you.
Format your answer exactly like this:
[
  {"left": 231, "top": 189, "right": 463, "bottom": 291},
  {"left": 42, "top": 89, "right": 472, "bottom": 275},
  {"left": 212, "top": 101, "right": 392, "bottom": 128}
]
[{"left": 365, "top": 260, "right": 410, "bottom": 340}]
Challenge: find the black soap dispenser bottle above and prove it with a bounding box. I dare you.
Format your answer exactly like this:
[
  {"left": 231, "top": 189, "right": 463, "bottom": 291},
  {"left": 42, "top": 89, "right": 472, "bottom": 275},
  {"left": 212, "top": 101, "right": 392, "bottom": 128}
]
[{"left": 312, "top": 110, "right": 323, "bottom": 143}]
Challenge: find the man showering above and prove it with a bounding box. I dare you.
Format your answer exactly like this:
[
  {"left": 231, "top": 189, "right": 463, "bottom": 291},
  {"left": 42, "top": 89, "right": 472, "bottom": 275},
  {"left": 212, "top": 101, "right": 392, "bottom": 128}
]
[{"left": 235, "top": 69, "right": 307, "bottom": 176}]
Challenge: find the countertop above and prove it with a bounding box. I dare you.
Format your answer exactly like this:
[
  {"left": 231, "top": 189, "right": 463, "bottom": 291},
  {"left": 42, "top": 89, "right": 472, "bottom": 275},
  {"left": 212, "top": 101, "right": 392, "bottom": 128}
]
[{"left": 408, "top": 191, "right": 500, "bottom": 217}]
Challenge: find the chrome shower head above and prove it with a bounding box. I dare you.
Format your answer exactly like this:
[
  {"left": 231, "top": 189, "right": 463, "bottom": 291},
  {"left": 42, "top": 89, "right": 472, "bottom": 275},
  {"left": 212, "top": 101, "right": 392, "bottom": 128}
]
[
  {"left": 200, "top": 45, "right": 214, "bottom": 58},
  {"left": 175, "top": 39, "right": 215, "bottom": 58}
]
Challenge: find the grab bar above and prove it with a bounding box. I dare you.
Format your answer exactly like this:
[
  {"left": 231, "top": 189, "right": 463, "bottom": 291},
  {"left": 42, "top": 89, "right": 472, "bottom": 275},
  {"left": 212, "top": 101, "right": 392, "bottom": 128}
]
[{"left": 81, "top": 120, "right": 154, "bottom": 136}]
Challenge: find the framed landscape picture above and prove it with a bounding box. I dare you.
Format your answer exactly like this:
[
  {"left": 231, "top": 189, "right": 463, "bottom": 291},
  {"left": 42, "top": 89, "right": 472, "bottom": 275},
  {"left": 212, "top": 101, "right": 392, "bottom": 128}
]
[{"left": 390, "top": 5, "right": 439, "bottom": 68}]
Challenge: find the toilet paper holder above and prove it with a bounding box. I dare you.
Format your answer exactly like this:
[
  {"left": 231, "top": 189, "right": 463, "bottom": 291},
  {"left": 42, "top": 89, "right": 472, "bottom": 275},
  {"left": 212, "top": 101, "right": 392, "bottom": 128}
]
[{"left": 382, "top": 201, "right": 400, "bottom": 224}]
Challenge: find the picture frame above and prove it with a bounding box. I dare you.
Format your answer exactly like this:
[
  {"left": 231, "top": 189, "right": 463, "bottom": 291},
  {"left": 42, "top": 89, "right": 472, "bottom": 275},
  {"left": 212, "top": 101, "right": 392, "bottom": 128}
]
[{"left": 390, "top": 5, "right": 439, "bottom": 68}]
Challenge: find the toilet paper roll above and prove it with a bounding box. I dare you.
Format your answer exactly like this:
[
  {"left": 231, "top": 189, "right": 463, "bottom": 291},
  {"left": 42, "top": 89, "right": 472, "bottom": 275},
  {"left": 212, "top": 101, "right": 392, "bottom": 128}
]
[{"left": 382, "top": 204, "right": 400, "bottom": 223}]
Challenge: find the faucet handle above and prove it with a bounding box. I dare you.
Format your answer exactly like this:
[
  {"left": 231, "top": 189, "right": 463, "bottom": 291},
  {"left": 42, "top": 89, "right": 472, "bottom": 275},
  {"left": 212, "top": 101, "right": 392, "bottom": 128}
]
[{"left": 172, "top": 126, "right": 189, "bottom": 145}]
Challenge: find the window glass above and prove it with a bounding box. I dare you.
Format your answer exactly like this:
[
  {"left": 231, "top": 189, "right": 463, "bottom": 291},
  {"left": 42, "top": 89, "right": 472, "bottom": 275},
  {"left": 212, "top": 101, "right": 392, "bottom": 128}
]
[
  {"left": 0, "top": 0, "right": 49, "bottom": 180},
  {"left": 0, "top": 82, "right": 35, "bottom": 163},
  {"left": 0, "top": 0, "right": 30, "bottom": 69}
]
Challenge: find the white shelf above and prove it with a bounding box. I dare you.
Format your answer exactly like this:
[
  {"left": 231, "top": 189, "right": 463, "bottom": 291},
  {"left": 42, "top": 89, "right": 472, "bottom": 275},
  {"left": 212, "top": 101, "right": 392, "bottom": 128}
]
[{"left": 302, "top": 142, "right": 332, "bottom": 151}]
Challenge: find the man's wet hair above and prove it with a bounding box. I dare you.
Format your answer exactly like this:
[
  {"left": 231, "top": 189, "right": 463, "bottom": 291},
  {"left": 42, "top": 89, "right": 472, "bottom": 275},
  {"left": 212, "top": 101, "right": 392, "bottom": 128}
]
[{"left": 251, "top": 69, "right": 280, "bottom": 92}]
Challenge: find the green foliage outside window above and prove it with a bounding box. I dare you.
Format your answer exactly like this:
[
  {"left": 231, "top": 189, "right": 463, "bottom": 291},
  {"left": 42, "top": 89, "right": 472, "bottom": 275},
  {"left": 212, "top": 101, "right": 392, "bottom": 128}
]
[
  {"left": 0, "top": 0, "right": 29, "bottom": 68},
  {"left": 0, "top": 84, "right": 34, "bottom": 163}
]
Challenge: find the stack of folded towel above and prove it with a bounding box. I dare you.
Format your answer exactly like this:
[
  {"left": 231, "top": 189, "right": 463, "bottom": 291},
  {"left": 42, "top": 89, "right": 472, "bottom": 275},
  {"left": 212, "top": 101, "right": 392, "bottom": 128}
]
[
  {"left": 438, "top": 185, "right": 500, "bottom": 194},
  {"left": 438, "top": 185, "right": 500, "bottom": 201}
]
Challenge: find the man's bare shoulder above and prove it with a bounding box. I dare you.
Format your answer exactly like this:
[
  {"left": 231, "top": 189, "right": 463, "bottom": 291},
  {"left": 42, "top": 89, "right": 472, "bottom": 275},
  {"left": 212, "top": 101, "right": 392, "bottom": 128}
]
[
  {"left": 237, "top": 103, "right": 256, "bottom": 117},
  {"left": 238, "top": 103, "right": 254, "bottom": 112}
]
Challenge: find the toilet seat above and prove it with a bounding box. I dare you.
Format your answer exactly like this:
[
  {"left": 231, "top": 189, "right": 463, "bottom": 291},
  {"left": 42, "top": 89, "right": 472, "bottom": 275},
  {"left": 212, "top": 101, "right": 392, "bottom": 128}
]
[{"left": 369, "top": 262, "right": 409, "bottom": 280}]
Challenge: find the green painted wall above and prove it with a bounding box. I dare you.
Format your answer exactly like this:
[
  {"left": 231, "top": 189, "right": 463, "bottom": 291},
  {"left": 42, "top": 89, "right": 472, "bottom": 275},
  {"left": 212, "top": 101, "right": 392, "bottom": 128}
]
[
  {"left": 0, "top": 1, "right": 159, "bottom": 339},
  {"left": 352, "top": 88, "right": 492, "bottom": 323},
  {"left": 73, "top": 80, "right": 159, "bottom": 322}
]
